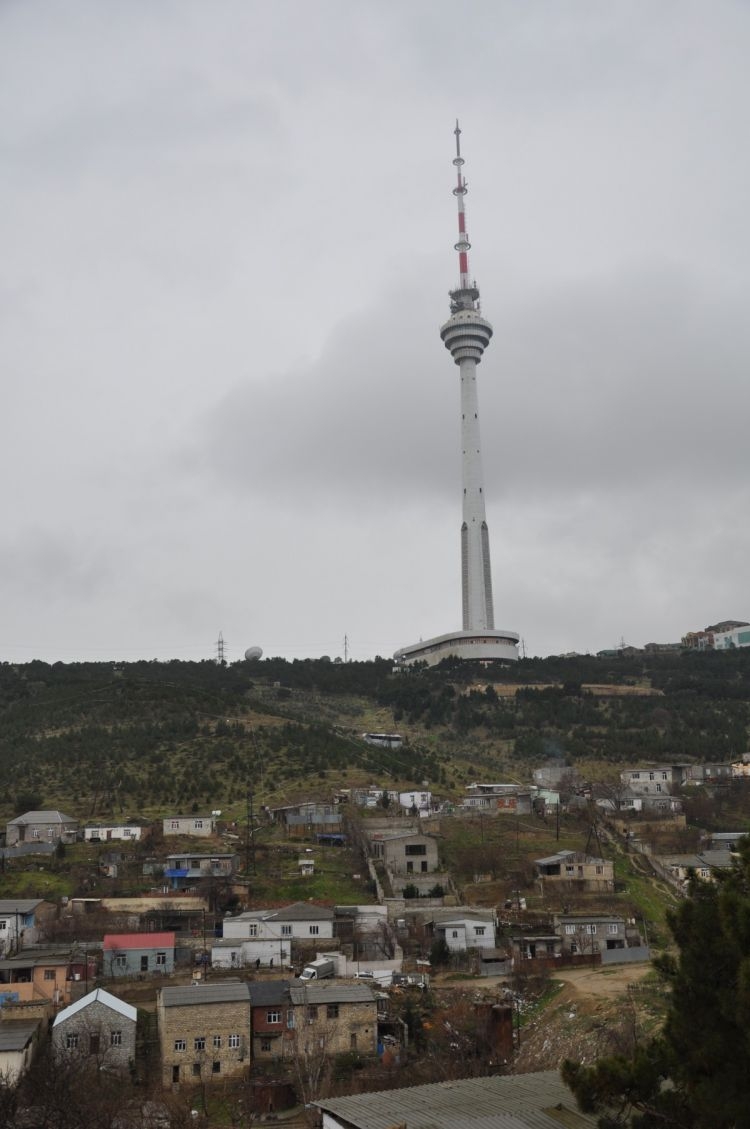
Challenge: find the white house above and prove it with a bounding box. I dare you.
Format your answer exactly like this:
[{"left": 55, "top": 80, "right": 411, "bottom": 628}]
[
  {"left": 83, "top": 823, "right": 145, "bottom": 842},
  {"left": 398, "top": 790, "right": 432, "bottom": 815},
  {"left": 0, "top": 899, "right": 53, "bottom": 955},
  {"left": 0, "top": 1019, "right": 41, "bottom": 1083},
  {"left": 434, "top": 914, "right": 497, "bottom": 953},
  {"left": 162, "top": 815, "right": 216, "bottom": 837},
  {"left": 217, "top": 902, "right": 334, "bottom": 967}
]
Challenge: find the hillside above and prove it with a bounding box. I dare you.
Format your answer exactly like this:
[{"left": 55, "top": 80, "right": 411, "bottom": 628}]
[{"left": 1, "top": 649, "right": 750, "bottom": 828}]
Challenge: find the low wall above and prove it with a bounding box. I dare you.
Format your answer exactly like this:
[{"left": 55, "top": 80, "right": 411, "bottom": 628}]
[{"left": 601, "top": 946, "right": 651, "bottom": 965}]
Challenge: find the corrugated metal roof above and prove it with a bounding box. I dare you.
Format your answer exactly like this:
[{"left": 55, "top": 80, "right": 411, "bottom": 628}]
[
  {"left": 160, "top": 981, "right": 251, "bottom": 1007},
  {"left": 316, "top": 1071, "right": 597, "bottom": 1129},
  {"left": 290, "top": 981, "right": 376, "bottom": 1005},
  {"left": 249, "top": 980, "right": 291, "bottom": 1007},
  {"left": 7, "top": 811, "right": 76, "bottom": 825},
  {"left": 0, "top": 1019, "right": 41, "bottom": 1051},
  {"left": 103, "top": 932, "right": 175, "bottom": 951},
  {"left": 52, "top": 988, "right": 137, "bottom": 1028},
  {"left": 0, "top": 899, "right": 45, "bottom": 914}
]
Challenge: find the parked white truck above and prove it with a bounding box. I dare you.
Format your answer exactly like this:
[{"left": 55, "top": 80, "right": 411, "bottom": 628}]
[{"left": 299, "top": 957, "right": 335, "bottom": 982}]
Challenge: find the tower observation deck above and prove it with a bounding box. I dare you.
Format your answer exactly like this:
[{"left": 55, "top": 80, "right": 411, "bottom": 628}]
[{"left": 395, "top": 123, "right": 519, "bottom": 668}]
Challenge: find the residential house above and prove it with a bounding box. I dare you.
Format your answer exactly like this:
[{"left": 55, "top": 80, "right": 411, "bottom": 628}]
[
  {"left": 686, "top": 763, "right": 734, "bottom": 786},
  {"left": 0, "top": 947, "right": 95, "bottom": 1008},
  {"left": 162, "top": 852, "right": 239, "bottom": 890},
  {"left": 163, "top": 815, "right": 217, "bottom": 838},
  {"left": 620, "top": 766, "right": 688, "bottom": 795},
  {"left": 553, "top": 914, "right": 646, "bottom": 958},
  {"left": 83, "top": 822, "right": 145, "bottom": 842},
  {"left": 157, "top": 980, "right": 251, "bottom": 1086},
  {"left": 0, "top": 899, "right": 55, "bottom": 954},
  {"left": 535, "top": 850, "right": 614, "bottom": 892},
  {"left": 461, "top": 783, "right": 533, "bottom": 815},
  {"left": 397, "top": 790, "right": 433, "bottom": 815},
  {"left": 315, "top": 1069, "right": 597, "bottom": 1129},
  {"left": 433, "top": 913, "right": 497, "bottom": 953},
  {"left": 102, "top": 932, "right": 175, "bottom": 978},
  {"left": 707, "top": 831, "right": 748, "bottom": 851},
  {"left": 657, "top": 850, "right": 734, "bottom": 890},
  {"left": 0, "top": 1018, "right": 42, "bottom": 1083},
  {"left": 249, "top": 979, "right": 292, "bottom": 1061},
  {"left": 51, "top": 988, "right": 137, "bottom": 1070},
  {"left": 510, "top": 931, "right": 562, "bottom": 962},
  {"left": 288, "top": 980, "right": 378, "bottom": 1056},
  {"left": 217, "top": 903, "right": 334, "bottom": 967},
  {"left": 6, "top": 810, "right": 78, "bottom": 847},
  {"left": 368, "top": 831, "right": 439, "bottom": 876},
  {"left": 271, "top": 803, "right": 343, "bottom": 839}
]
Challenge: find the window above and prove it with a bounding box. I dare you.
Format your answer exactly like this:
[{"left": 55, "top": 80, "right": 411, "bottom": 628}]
[
  {"left": 607, "top": 924, "right": 619, "bottom": 935},
  {"left": 649, "top": 772, "right": 655, "bottom": 781},
  {"left": 309, "top": 925, "right": 319, "bottom": 936},
  {"left": 248, "top": 924, "right": 258, "bottom": 937},
  {"left": 565, "top": 924, "right": 576, "bottom": 935},
  {"left": 661, "top": 772, "right": 668, "bottom": 780},
  {"left": 32, "top": 829, "right": 40, "bottom": 838},
  {"left": 115, "top": 955, "right": 127, "bottom": 969},
  {"left": 474, "top": 927, "right": 486, "bottom": 937},
  {"left": 326, "top": 1004, "right": 339, "bottom": 1019},
  {"left": 174, "top": 1039, "right": 186, "bottom": 1052},
  {"left": 565, "top": 865, "right": 575, "bottom": 874},
  {"left": 156, "top": 951, "right": 166, "bottom": 966},
  {"left": 287, "top": 1011, "right": 295, "bottom": 1029},
  {"left": 89, "top": 1033, "right": 100, "bottom": 1055},
  {"left": 281, "top": 925, "right": 292, "bottom": 936},
  {"left": 260, "top": 1038, "right": 272, "bottom": 1052},
  {"left": 0, "top": 921, "right": 6, "bottom": 931},
  {"left": 171, "top": 820, "right": 180, "bottom": 830},
  {"left": 141, "top": 955, "right": 149, "bottom": 971},
  {"left": 66, "top": 1033, "right": 79, "bottom": 1050},
  {"left": 192, "top": 1063, "right": 201, "bottom": 1077},
  {"left": 212, "top": 1061, "right": 221, "bottom": 1073},
  {"left": 111, "top": 1031, "right": 122, "bottom": 1046},
  {"left": 405, "top": 844, "right": 427, "bottom": 856},
  {"left": 656, "top": 784, "right": 662, "bottom": 792},
  {"left": 700, "top": 868, "right": 710, "bottom": 879},
  {"left": 632, "top": 772, "right": 640, "bottom": 780},
  {"left": 585, "top": 925, "right": 597, "bottom": 935},
  {"left": 228, "top": 1034, "right": 240, "bottom": 1049},
  {"left": 213, "top": 1035, "right": 222, "bottom": 1049},
  {"left": 595, "top": 865, "right": 603, "bottom": 875},
  {"left": 267, "top": 1010, "right": 281, "bottom": 1024},
  {"left": 307, "top": 1006, "right": 318, "bottom": 1022},
  {"left": 44, "top": 969, "right": 55, "bottom": 980},
  {"left": 194, "top": 820, "right": 203, "bottom": 829},
  {"left": 194, "top": 1037, "right": 205, "bottom": 1051},
  {"left": 451, "top": 930, "right": 458, "bottom": 939}
]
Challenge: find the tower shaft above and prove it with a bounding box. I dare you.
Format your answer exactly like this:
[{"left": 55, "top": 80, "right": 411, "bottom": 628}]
[{"left": 460, "top": 358, "right": 494, "bottom": 630}]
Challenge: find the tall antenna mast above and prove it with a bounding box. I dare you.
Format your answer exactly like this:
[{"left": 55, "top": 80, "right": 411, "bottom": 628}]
[
  {"left": 216, "top": 631, "right": 226, "bottom": 665},
  {"left": 453, "top": 120, "right": 471, "bottom": 292}
]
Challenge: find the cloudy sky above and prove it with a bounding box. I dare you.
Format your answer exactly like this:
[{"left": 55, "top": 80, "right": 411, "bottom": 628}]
[{"left": 2, "top": 0, "right": 750, "bottom": 664}]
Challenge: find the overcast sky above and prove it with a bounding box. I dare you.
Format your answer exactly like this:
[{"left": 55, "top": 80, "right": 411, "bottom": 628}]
[{"left": 2, "top": 0, "right": 750, "bottom": 664}]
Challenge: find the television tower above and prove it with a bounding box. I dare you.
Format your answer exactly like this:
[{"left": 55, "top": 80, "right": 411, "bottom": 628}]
[{"left": 394, "top": 123, "right": 519, "bottom": 667}]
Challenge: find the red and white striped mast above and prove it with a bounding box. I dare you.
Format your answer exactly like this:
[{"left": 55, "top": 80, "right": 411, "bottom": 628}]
[{"left": 450, "top": 120, "right": 479, "bottom": 311}]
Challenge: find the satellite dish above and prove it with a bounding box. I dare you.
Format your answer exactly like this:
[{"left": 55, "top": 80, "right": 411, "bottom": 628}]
[{"left": 244, "top": 646, "right": 263, "bottom": 661}]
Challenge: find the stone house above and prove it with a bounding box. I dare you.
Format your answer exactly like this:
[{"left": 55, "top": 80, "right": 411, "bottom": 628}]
[
  {"left": 52, "top": 988, "right": 137, "bottom": 1071},
  {"left": 102, "top": 932, "right": 175, "bottom": 977},
  {"left": 157, "top": 980, "right": 251, "bottom": 1086},
  {"left": 163, "top": 815, "right": 217, "bottom": 838},
  {"left": 288, "top": 980, "right": 378, "bottom": 1056},
  {"left": 534, "top": 850, "right": 614, "bottom": 892},
  {"left": 6, "top": 810, "right": 78, "bottom": 847}
]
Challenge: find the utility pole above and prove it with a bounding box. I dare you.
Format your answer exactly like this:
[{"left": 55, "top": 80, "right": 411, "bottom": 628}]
[
  {"left": 343, "top": 634, "right": 349, "bottom": 663},
  {"left": 246, "top": 788, "right": 256, "bottom": 875}
]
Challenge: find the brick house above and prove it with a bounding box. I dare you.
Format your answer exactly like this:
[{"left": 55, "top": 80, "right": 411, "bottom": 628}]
[
  {"left": 157, "top": 980, "right": 251, "bottom": 1086},
  {"left": 102, "top": 932, "right": 175, "bottom": 978},
  {"left": 249, "top": 979, "right": 292, "bottom": 1060},
  {"left": 51, "top": 988, "right": 137, "bottom": 1071},
  {"left": 288, "top": 981, "right": 378, "bottom": 1056}
]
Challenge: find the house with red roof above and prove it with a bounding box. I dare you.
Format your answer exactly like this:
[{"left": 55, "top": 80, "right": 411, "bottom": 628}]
[{"left": 102, "top": 932, "right": 175, "bottom": 978}]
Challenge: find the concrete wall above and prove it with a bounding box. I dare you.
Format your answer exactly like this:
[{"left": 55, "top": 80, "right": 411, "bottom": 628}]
[{"left": 601, "top": 946, "right": 651, "bottom": 965}]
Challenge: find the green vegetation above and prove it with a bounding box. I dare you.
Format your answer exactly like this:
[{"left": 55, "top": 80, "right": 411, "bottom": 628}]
[{"left": 563, "top": 839, "right": 750, "bottom": 1128}]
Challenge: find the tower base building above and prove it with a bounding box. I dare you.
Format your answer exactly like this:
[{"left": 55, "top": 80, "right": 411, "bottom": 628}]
[{"left": 395, "top": 124, "right": 519, "bottom": 669}]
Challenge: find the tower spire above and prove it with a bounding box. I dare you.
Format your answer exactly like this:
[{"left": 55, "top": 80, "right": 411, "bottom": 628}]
[{"left": 450, "top": 119, "right": 479, "bottom": 312}]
